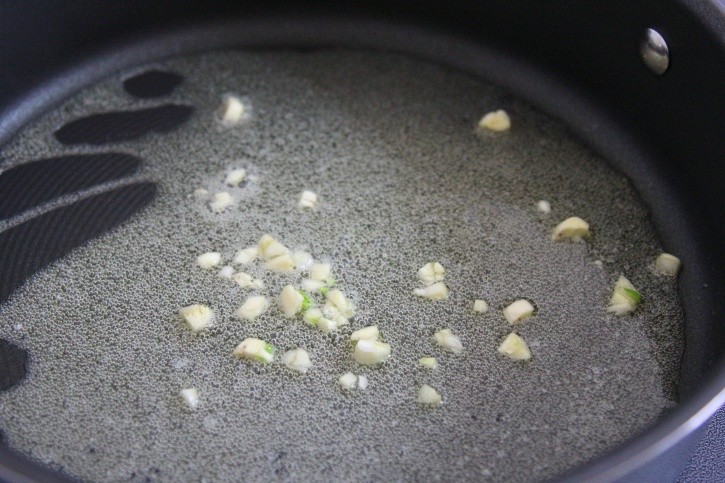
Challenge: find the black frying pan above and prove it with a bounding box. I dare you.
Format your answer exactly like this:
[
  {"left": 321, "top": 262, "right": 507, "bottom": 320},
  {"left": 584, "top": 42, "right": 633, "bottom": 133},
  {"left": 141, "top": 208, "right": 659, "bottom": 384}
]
[{"left": 0, "top": 1, "right": 723, "bottom": 481}]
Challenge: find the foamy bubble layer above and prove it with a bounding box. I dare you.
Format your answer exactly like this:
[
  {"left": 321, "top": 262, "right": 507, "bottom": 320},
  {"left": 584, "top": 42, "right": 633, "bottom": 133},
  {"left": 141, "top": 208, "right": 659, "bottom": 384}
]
[{"left": 0, "top": 51, "right": 683, "bottom": 482}]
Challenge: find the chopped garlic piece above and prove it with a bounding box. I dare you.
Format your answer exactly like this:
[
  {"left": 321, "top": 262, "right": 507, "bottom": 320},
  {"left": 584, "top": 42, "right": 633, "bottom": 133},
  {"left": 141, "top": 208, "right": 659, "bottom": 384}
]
[
  {"left": 537, "top": 200, "right": 551, "bottom": 214},
  {"left": 299, "top": 190, "right": 318, "bottom": 209},
  {"left": 325, "top": 289, "right": 355, "bottom": 318},
  {"left": 258, "top": 234, "right": 289, "bottom": 260},
  {"left": 417, "top": 384, "right": 442, "bottom": 406},
  {"left": 354, "top": 339, "right": 391, "bottom": 365},
  {"left": 219, "top": 95, "right": 244, "bottom": 125},
  {"left": 266, "top": 254, "right": 295, "bottom": 272},
  {"left": 282, "top": 348, "right": 312, "bottom": 374},
  {"left": 357, "top": 375, "right": 368, "bottom": 390},
  {"left": 478, "top": 110, "right": 511, "bottom": 132},
  {"left": 303, "top": 308, "right": 323, "bottom": 326},
  {"left": 233, "top": 272, "right": 264, "bottom": 290},
  {"left": 473, "top": 299, "right": 489, "bottom": 313},
  {"left": 235, "top": 295, "right": 268, "bottom": 320},
  {"left": 193, "top": 188, "right": 209, "bottom": 199},
  {"left": 224, "top": 168, "right": 246, "bottom": 187},
  {"left": 292, "top": 251, "right": 314, "bottom": 271},
  {"left": 218, "top": 265, "right": 234, "bottom": 279},
  {"left": 503, "top": 299, "right": 535, "bottom": 324},
  {"left": 209, "top": 192, "right": 233, "bottom": 213},
  {"left": 309, "top": 263, "right": 331, "bottom": 281},
  {"left": 179, "top": 304, "right": 214, "bottom": 332},
  {"left": 316, "top": 317, "right": 340, "bottom": 333},
  {"left": 413, "top": 282, "right": 448, "bottom": 300},
  {"left": 233, "top": 337, "right": 275, "bottom": 363},
  {"left": 179, "top": 388, "right": 199, "bottom": 410},
  {"left": 498, "top": 333, "right": 532, "bottom": 360},
  {"left": 419, "top": 357, "right": 438, "bottom": 369},
  {"left": 418, "top": 262, "right": 445, "bottom": 285},
  {"left": 607, "top": 276, "right": 640, "bottom": 315},
  {"left": 233, "top": 246, "right": 259, "bottom": 265},
  {"left": 322, "top": 306, "right": 349, "bottom": 327},
  {"left": 196, "top": 252, "right": 222, "bottom": 269},
  {"left": 594, "top": 260, "right": 603, "bottom": 268},
  {"left": 655, "top": 253, "right": 681, "bottom": 276},
  {"left": 339, "top": 372, "right": 357, "bottom": 390},
  {"left": 280, "top": 285, "right": 304, "bottom": 317},
  {"left": 350, "top": 326, "right": 380, "bottom": 341},
  {"left": 434, "top": 328, "right": 463, "bottom": 353},
  {"left": 551, "top": 216, "right": 590, "bottom": 242},
  {"left": 301, "top": 279, "right": 326, "bottom": 292}
]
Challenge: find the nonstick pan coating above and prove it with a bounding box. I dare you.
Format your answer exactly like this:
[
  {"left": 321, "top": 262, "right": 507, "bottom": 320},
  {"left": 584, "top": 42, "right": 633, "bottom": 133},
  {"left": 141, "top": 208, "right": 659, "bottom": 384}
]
[{"left": 0, "top": 2, "right": 723, "bottom": 481}]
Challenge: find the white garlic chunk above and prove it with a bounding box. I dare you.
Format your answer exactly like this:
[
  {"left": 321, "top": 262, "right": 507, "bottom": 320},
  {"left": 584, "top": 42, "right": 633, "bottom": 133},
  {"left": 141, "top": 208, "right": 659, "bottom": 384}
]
[
  {"left": 196, "top": 252, "right": 222, "bottom": 269},
  {"left": 292, "top": 251, "right": 314, "bottom": 271},
  {"left": 418, "top": 262, "right": 445, "bottom": 286},
  {"left": 473, "top": 299, "right": 489, "bottom": 313},
  {"left": 655, "top": 253, "right": 681, "bottom": 276},
  {"left": 350, "top": 326, "right": 380, "bottom": 341},
  {"left": 325, "top": 289, "right": 354, "bottom": 318},
  {"left": 218, "top": 95, "right": 244, "bottom": 125},
  {"left": 357, "top": 375, "right": 369, "bottom": 390},
  {"left": 218, "top": 265, "right": 234, "bottom": 279},
  {"left": 179, "top": 388, "right": 199, "bottom": 410},
  {"left": 233, "top": 246, "right": 259, "bottom": 265},
  {"left": 303, "top": 308, "right": 323, "bottom": 326},
  {"left": 258, "top": 234, "right": 289, "bottom": 260},
  {"left": 301, "top": 279, "right": 326, "bottom": 292},
  {"left": 233, "top": 337, "right": 275, "bottom": 363},
  {"left": 413, "top": 282, "right": 448, "bottom": 300},
  {"left": 551, "top": 216, "right": 590, "bottom": 242},
  {"left": 417, "top": 384, "right": 442, "bottom": 405},
  {"left": 233, "top": 272, "right": 264, "bottom": 290},
  {"left": 309, "top": 263, "right": 331, "bottom": 281},
  {"left": 478, "top": 110, "right": 511, "bottom": 132},
  {"left": 537, "top": 200, "right": 551, "bottom": 214},
  {"left": 354, "top": 339, "right": 391, "bottom": 365},
  {"left": 338, "top": 372, "right": 357, "bottom": 390},
  {"left": 298, "top": 190, "right": 318, "bottom": 209},
  {"left": 282, "top": 348, "right": 312, "bottom": 374},
  {"left": 266, "top": 253, "right": 296, "bottom": 272},
  {"left": 235, "top": 295, "right": 268, "bottom": 320},
  {"left": 503, "top": 299, "right": 535, "bottom": 324},
  {"left": 209, "top": 192, "right": 233, "bottom": 213},
  {"left": 498, "top": 333, "right": 532, "bottom": 361},
  {"left": 179, "top": 304, "right": 214, "bottom": 332},
  {"left": 224, "top": 168, "right": 247, "bottom": 187},
  {"left": 280, "top": 285, "right": 304, "bottom": 317},
  {"left": 433, "top": 328, "right": 463, "bottom": 353},
  {"left": 418, "top": 357, "right": 438, "bottom": 369},
  {"left": 607, "top": 276, "right": 640, "bottom": 315}
]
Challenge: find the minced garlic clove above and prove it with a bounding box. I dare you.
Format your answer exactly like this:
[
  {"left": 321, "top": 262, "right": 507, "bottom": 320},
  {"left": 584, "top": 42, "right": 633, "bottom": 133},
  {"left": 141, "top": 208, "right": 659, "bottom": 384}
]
[
  {"left": 503, "top": 299, "right": 535, "bottom": 324},
  {"left": 218, "top": 95, "right": 244, "bottom": 125},
  {"left": 309, "top": 263, "right": 331, "bottom": 281},
  {"left": 478, "top": 110, "right": 511, "bottom": 132},
  {"left": 233, "top": 246, "right": 258, "bottom": 265},
  {"left": 607, "top": 275, "right": 641, "bottom": 315},
  {"left": 339, "top": 372, "right": 357, "bottom": 390},
  {"left": 292, "top": 251, "right": 314, "bottom": 271},
  {"left": 350, "top": 326, "right": 380, "bottom": 341},
  {"left": 537, "top": 200, "right": 551, "bottom": 214},
  {"left": 418, "top": 262, "right": 445, "bottom": 286},
  {"left": 413, "top": 282, "right": 448, "bottom": 300},
  {"left": 179, "top": 304, "right": 214, "bottom": 332},
  {"left": 235, "top": 295, "right": 268, "bottom": 320},
  {"left": 498, "top": 333, "right": 532, "bottom": 361},
  {"left": 655, "top": 253, "right": 682, "bottom": 276},
  {"left": 303, "top": 308, "right": 323, "bottom": 326},
  {"left": 316, "top": 318, "right": 340, "bottom": 334},
  {"left": 258, "top": 234, "right": 289, "bottom": 260},
  {"left": 218, "top": 265, "right": 234, "bottom": 279},
  {"left": 196, "top": 252, "right": 222, "bottom": 269},
  {"left": 433, "top": 328, "right": 463, "bottom": 353},
  {"left": 299, "top": 190, "right": 318, "bottom": 209},
  {"left": 280, "top": 285, "right": 304, "bottom": 317},
  {"left": 354, "top": 340, "right": 391, "bottom": 365},
  {"left": 266, "top": 254, "right": 295, "bottom": 272},
  {"left": 301, "top": 279, "right": 326, "bottom": 292},
  {"left": 233, "top": 337, "right": 275, "bottom": 363},
  {"left": 193, "top": 188, "right": 209, "bottom": 199},
  {"left": 325, "top": 289, "right": 354, "bottom": 318},
  {"left": 179, "top": 388, "right": 199, "bottom": 410},
  {"left": 357, "top": 375, "right": 369, "bottom": 390},
  {"left": 419, "top": 357, "right": 438, "bottom": 369},
  {"left": 417, "top": 384, "right": 442, "bottom": 406},
  {"left": 282, "top": 348, "right": 312, "bottom": 374},
  {"left": 551, "top": 216, "right": 590, "bottom": 242},
  {"left": 209, "top": 192, "right": 233, "bottom": 213},
  {"left": 233, "top": 272, "right": 264, "bottom": 290},
  {"left": 473, "top": 299, "right": 489, "bottom": 313},
  {"left": 224, "top": 168, "right": 246, "bottom": 187}
]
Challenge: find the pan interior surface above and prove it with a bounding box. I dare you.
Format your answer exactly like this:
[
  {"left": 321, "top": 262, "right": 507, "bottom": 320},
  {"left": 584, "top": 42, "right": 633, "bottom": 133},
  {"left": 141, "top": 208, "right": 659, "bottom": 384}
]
[{"left": 0, "top": 49, "right": 685, "bottom": 481}]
